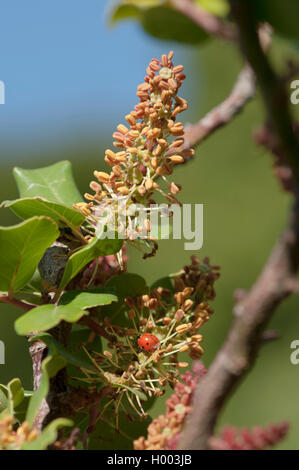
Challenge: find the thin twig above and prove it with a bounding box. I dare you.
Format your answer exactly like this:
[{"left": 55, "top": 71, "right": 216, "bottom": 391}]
[
  {"left": 0, "top": 295, "right": 36, "bottom": 311},
  {"left": 169, "top": 64, "right": 256, "bottom": 158}
]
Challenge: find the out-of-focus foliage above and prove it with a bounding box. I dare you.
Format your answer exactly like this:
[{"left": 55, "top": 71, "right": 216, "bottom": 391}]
[
  {"left": 195, "top": 0, "right": 229, "bottom": 17},
  {"left": 110, "top": 0, "right": 209, "bottom": 44},
  {"left": 111, "top": 0, "right": 299, "bottom": 44},
  {"left": 139, "top": 5, "right": 208, "bottom": 44}
]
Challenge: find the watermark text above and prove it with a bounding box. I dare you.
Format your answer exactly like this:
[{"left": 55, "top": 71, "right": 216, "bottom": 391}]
[
  {"left": 290, "top": 80, "right": 299, "bottom": 105},
  {"left": 94, "top": 202, "right": 204, "bottom": 251},
  {"left": 290, "top": 340, "right": 299, "bottom": 364},
  {"left": 0, "top": 341, "right": 5, "bottom": 364}
]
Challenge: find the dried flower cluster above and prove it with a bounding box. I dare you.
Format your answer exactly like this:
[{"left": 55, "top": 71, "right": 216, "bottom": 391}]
[
  {"left": 77, "top": 257, "right": 219, "bottom": 418},
  {"left": 0, "top": 415, "right": 37, "bottom": 450},
  {"left": 74, "top": 52, "right": 193, "bottom": 242},
  {"left": 134, "top": 361, "right": 206, "bottom": 450},
  {"left": 209, "top": 422, "right": 289, "bottom": 450}
]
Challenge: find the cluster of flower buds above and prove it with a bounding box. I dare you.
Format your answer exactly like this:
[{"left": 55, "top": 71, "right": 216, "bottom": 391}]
[
  {"left": 134, "top": 362, "right": 289, "bottom": 451},
  {"left": 0, "top": 415, "right": 37, "bottom": 450},
  {"left": 78, "top": 257, "right": 220, "bottom": 417},
  {"left": 134, "top": 361, "right": 206, "bottom": 450},
  {"left": 126, "top": 256, "right": 220, "bottom": 363},
  {"left": 74, "top": 52, "right": 193, "bottom": 242},
  {"left": 175, "top": 255, "right": 219, "bottom": 303},
  {"left": 209, "top": 422, "right": 289, "bottom": 450}
]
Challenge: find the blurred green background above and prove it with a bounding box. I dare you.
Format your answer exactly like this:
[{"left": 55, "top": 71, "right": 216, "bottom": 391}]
[{"left": 1, "top": 1, "right": 299, "bottom": 449}]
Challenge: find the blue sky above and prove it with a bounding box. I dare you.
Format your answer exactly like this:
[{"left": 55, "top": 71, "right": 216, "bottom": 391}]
[{"left": 0, "top": 0, "right": 196, "bottom": 155}]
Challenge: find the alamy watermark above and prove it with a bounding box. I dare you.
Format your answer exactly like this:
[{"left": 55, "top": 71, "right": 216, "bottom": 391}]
[
  {"left": 290, "top": 340, "right": 299, "bottom": 364},
  {"left": 290, "top": 80, "right": 299, "bottom": 105},
  {"left": 0, "top": 81, "right": 5, "bottom": 104},
  {"left": 92, "top": 201, "right": 204, "bottom": 251},
  {"left": 0, "top": 341, "right": 5, "bottom": 364}
]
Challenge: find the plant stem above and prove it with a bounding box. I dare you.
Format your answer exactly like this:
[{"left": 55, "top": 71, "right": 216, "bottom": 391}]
[{"left": 0, "top": 295, "right": 36, "bottom": 311}]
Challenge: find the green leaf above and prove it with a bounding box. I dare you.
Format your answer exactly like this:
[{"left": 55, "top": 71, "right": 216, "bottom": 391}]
[
  {"left": 15, "top": 304, "right": 87, "bottom": 335},
  {"left": 126, "top": 0, "right": 160, "bottom": 5},
  {"left": 0, "top": 379, "right": 25, "bottom": 418},
  {"left": 0, "top": 217, "right": 59, "bottom": 295},
  {"left": 0, "top": 385, "right": 9, "bottom": 416},
  {"left": 13, "top": 160, "right": 83, "bottom": 206},
  {"left": 110, "top": 2, "right": 209, "bottom": 43},
  {"left": 3, "top": 197, "right": 84, "bottom": 229},
  {"left": 252, "top": 0, "right": 299, "bottom": 40},
  {"left": 110, "top": 0, "right": 160, "bottom": 25},
  {"left": 14, "top": 290, "right": 42, "bottom": 305},
  {"left": 59, "top": 235, "right": 123, "bottom": 290},
  {"left": 151, "top": 275, "right": 175, "bottom": 292},
  {"left": 14, "top": 392, "right": 32, "bottom": 424},
  {"left": 15, "top": 289, "right": 118, "bottom": 335},
  {"left": 23, "top": 268, "right": 43, "bottom": 293},
  {"left": 106, "top": 273, "right": 148, "bottom": 299},
  {"left": 110, "top": 4, "right": 140, "bottom": 24},
  {"left": 112, "top": 383, "right": 147, "bottom": 401},
  {"left": 101, "top": 273, "right": 148, "bottom": 326},
  {"left": 59, "top": 289, "right": 118, "bottom": 309},
  {"left": 26, "top": 354, "right": 67, "bottom": 427},
  {"left": 22, "top": 418, "right": 73, "bottom": 450},
  {"left": 195, "top": 0, "right": 229, "bottom": 17},
  {"left": 0, "top": 380, "right": 32, "bottom": 422},
  {"left": 109, "top": 0, "right": 163, "bottom": 25},
  {"left": 140, "top": 5, "right": 208, "bottom": 44},
  {"left": 67, "top": 328, "right": 103, "bottom": 385},
  {"left": 8, "top": 378, "right": 24, "bottom": 410}
]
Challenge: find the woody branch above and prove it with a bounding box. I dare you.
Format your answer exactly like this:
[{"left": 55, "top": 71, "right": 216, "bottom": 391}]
[
  {"left": 170, "top": 63, "right": 256, "bottom": 158},
  {"left": 179, "top": 0, "right": 299, "bottom": 450}
]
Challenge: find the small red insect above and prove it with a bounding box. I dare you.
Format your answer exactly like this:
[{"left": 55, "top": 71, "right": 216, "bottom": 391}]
[{"left": 138, "top": 333, "right": 160, "bottom": 352}]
